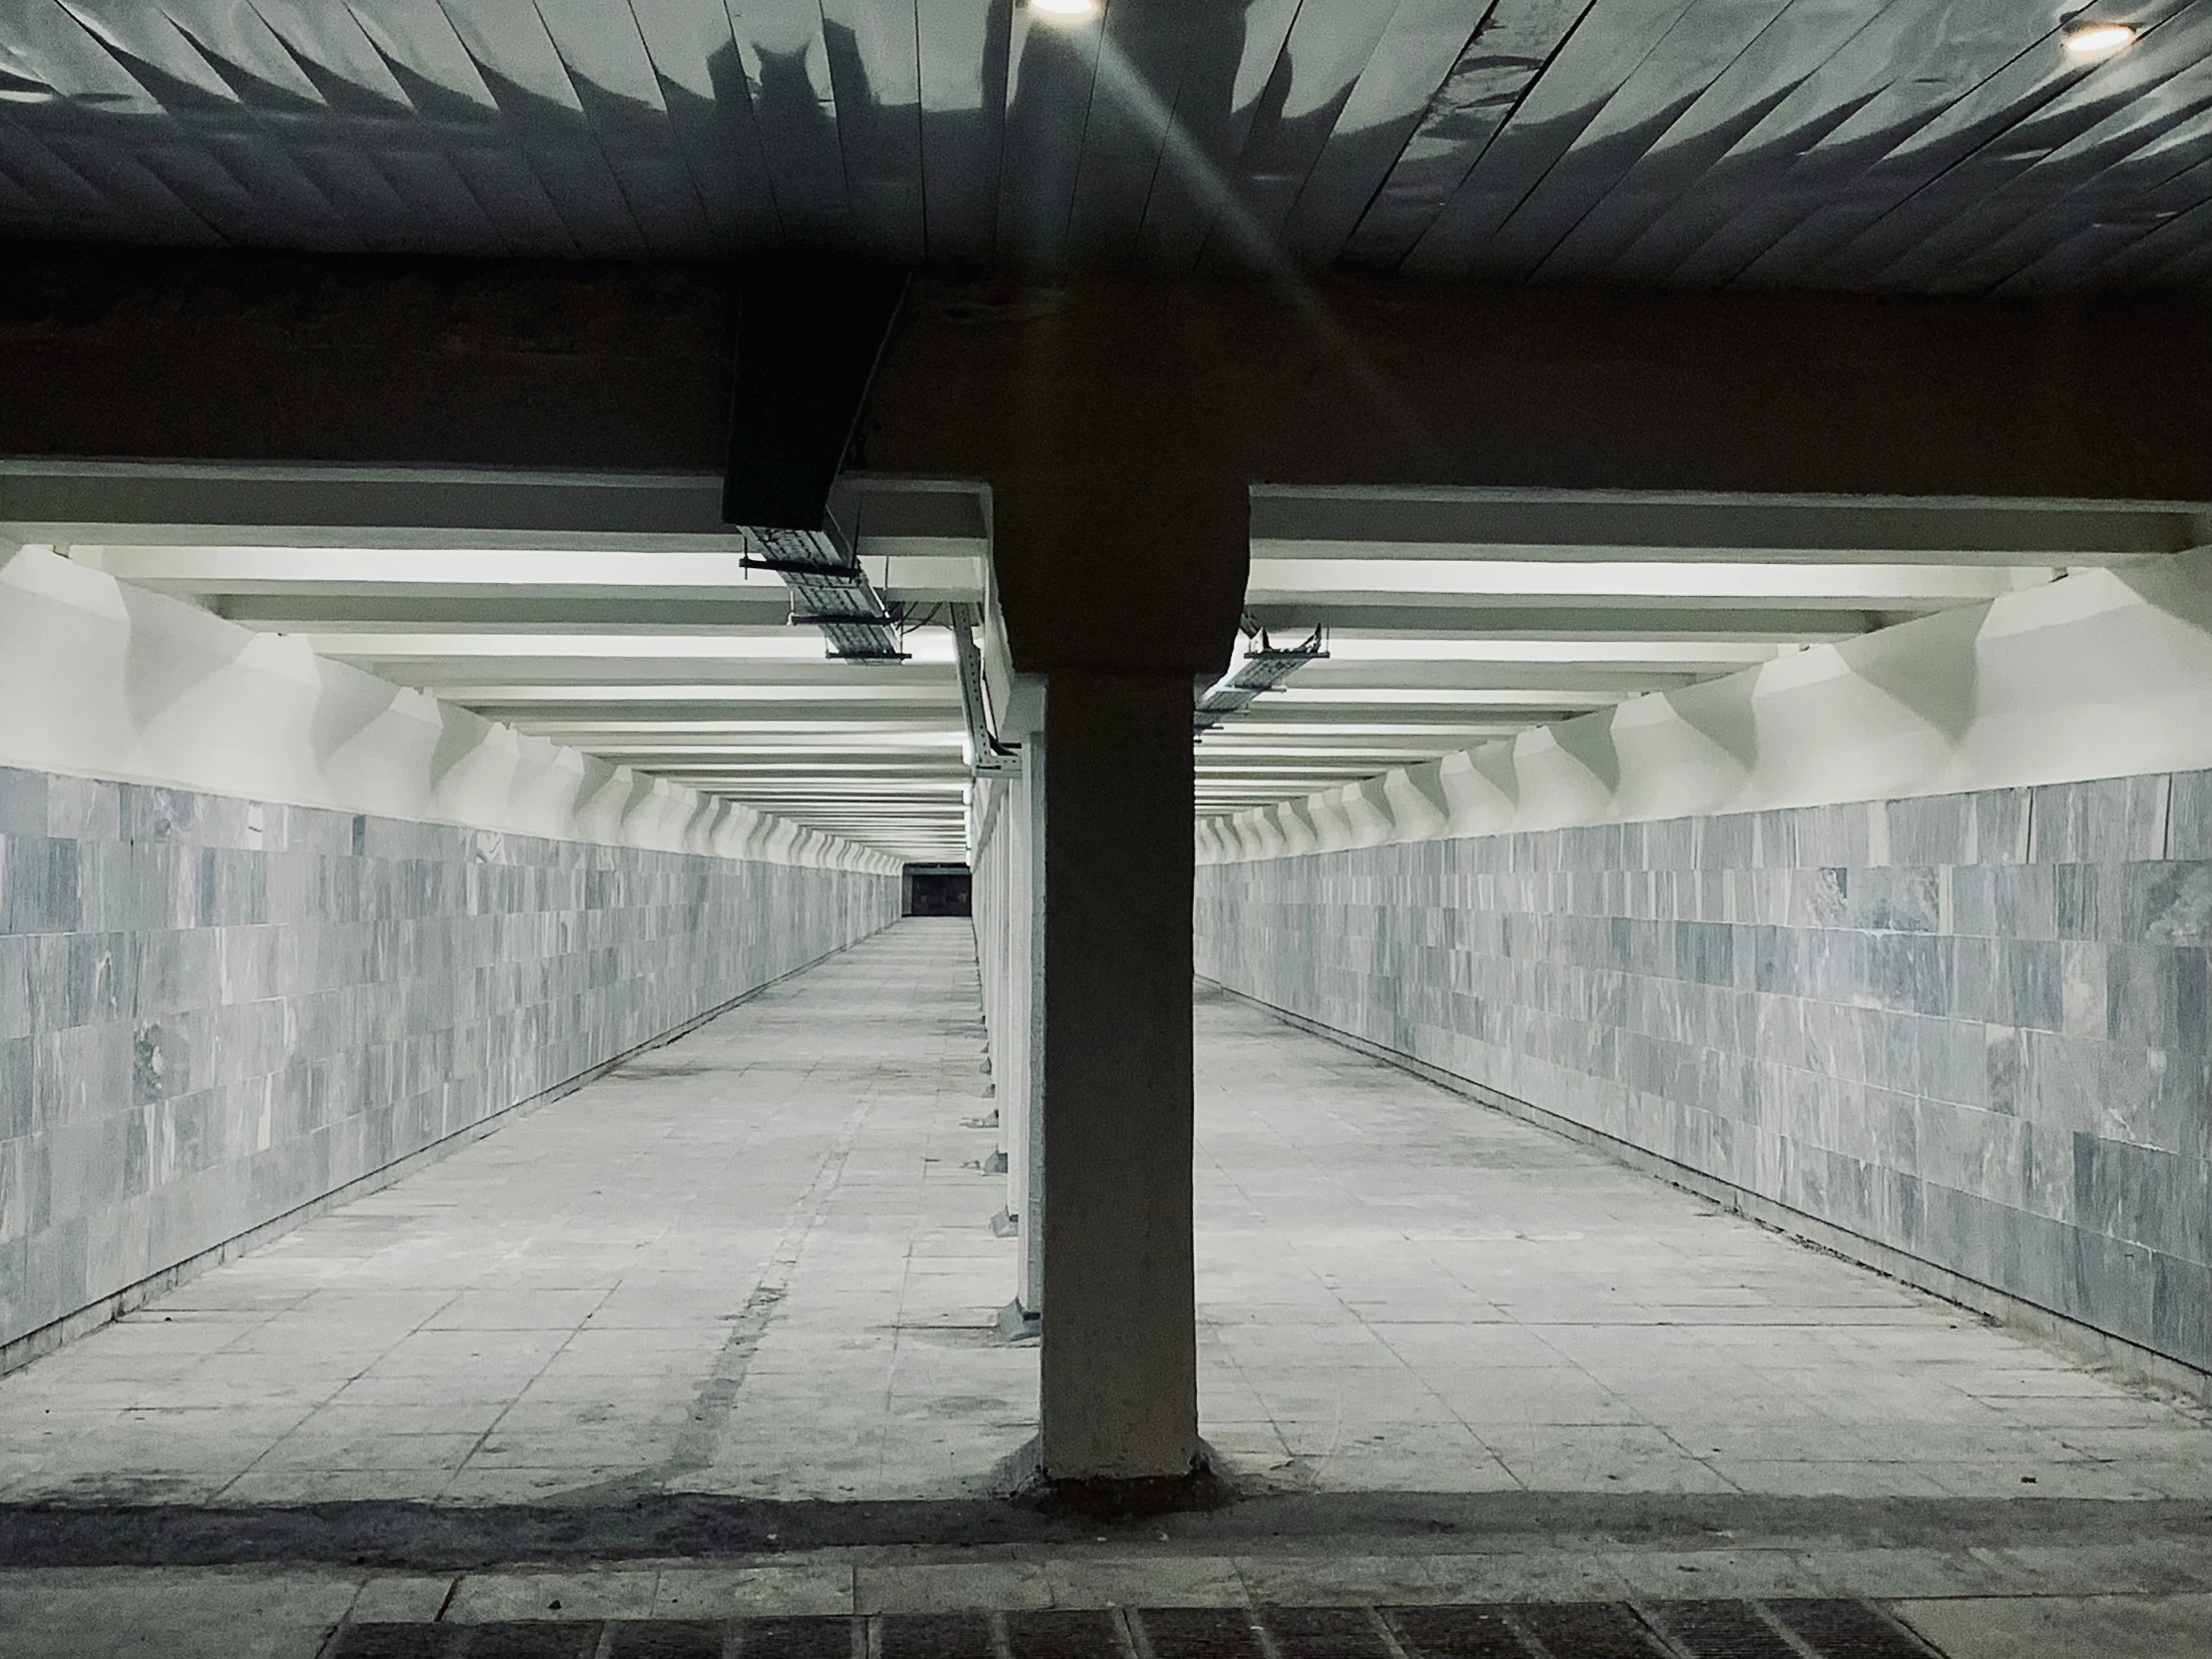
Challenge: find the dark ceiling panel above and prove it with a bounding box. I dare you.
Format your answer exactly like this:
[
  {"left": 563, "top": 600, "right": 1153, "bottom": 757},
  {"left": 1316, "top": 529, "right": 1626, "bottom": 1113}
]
[
  {"left": 1130, "top": 0, "right": 1295, "bottom": 270},
  {"left": 1278, "top": 0, "right": 1495, "bottom": 268},
  {"left": 821, "top": 0, "right": 928, "bottom": 262},
  {"left": 628, "top": 0, "right": 785, "bottom": 252},
  {"left": 915, "top": 0, "right": 1011, "bottom": 259},
  {"left": 2019, "top": 150, "right": 2212, "bottom": 290},
  {"left": 1524, "top": 0, "right": 1883, "bottom": 282},
  {"left": 1343, "top": 0, "right": 1596, "bottom": 268},
  {"left": 1063, "top": 0, "right": 1204, "bottom": 268},
  {"left": 1476, "top": 0, "right": 1797, "bottom": 281},
  {"left": 731, "top": 0, "right": 853, "bottom": 248},
  {"left": 995, "top": 0, "right": 1107, "bottom": 267},
  {"left": 1676, "top": 0, "right": 2202, "bottom": 287},
  {"left": 1402, "top": 0, "right": 1704, "bottom": 275},
  {"left": 1836, "top": 12, "right": 2212, "bottom": 290},
  {"left": 0, "top": 0, "right": 2204, "bottom": 292},
  {"left": 1203, "top": 0, "right": 1411, "bottom": 269}
]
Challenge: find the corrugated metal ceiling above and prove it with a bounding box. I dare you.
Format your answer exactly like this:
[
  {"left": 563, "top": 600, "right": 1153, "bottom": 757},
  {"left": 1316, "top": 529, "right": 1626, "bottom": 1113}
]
[{"left": 0, "top": 0, "right": 2207, "bottom": 292}]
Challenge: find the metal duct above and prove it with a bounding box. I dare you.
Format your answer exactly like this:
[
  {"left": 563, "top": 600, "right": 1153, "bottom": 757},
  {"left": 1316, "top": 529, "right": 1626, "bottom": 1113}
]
[{"left": 1194, "top": 621, "right": 1328, "bottom": 734}]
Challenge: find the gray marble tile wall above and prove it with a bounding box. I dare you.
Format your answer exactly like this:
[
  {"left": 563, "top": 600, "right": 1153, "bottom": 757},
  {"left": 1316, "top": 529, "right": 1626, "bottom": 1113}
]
[
  {"left": 1196, "top": 773, "right": 2212, "bottom": 1377},
  {"left": 0, "top": 767, "right": 898, "bottom": 1350}
]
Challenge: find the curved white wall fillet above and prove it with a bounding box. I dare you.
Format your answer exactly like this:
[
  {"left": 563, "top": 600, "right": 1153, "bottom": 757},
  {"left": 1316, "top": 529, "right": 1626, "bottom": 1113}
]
[
  {"left": 0, "top": 545, "right": 895, "bottom": 874},
  {"left": 1201, "top": 549, "right": 2212, "bottom": 863}
]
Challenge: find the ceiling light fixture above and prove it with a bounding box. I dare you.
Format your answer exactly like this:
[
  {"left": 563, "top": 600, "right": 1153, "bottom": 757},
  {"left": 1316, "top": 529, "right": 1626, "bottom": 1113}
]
[
  {"left": 1029, "top": 0, "right": 1099, "bottom": 16},
  {"left": 2062, "top": 20, "right": 2137, "bottom": 55}
]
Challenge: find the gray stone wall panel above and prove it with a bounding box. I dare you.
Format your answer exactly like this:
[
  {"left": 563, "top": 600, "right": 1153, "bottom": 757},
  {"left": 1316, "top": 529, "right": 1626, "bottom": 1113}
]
[
  {"left": 1198, "top": 768, "right": 2212, "bottom": 1375},
  {"left": 0, "top": 766, "right": 898, "bottom": 1351}
]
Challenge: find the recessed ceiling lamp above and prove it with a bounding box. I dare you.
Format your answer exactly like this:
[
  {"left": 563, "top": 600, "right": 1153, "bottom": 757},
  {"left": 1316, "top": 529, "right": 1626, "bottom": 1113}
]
[
  {"left": 1030, "top": 0, "right": 1099, "bottom": 16},
  {"left": 2062, "top": 20, "right": 2138, "bottom": 55}
]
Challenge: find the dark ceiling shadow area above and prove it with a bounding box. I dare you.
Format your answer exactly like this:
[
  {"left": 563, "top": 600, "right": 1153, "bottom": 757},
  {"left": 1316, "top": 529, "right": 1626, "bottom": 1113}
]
[
  {"left": 0, "top": 1489, "right": 2201, "bottom": 1570},
  {"left": 1000, "top": 2, "right": 1261, "bottom": 272}
]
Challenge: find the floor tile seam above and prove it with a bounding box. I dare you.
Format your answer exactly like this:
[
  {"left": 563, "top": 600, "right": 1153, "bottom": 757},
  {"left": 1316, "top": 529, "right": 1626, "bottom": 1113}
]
[
  {"left": 459, "top": 1283, "right": 635, "bottom": 1481},
  {"left": 656, "top": 1087, "right": 888, "bottom": 1483},
  {"left": 206, "top": 1376, "right": 390, "bottom": 1500}
]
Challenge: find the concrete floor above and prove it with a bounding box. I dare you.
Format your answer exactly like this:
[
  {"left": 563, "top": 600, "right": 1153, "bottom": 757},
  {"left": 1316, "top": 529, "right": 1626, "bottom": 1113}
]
[
  {"left": 0, "top": 918, "right": 2206, "bottom": 1509},
  {"left": 6, "top": 917, "right": 2212, "bottom": 1656}
]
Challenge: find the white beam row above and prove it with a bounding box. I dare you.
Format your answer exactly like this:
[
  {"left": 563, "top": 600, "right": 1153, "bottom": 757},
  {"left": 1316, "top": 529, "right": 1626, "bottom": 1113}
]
[
  {"left": 18, "top": 463, "right": 2202, "bottom": 861},
  {"left": 4, "top": 466, "right": 989, "bottom": 863},
  {"left": 1205, "top": 487, "right": 2210, "bottom": 819}
]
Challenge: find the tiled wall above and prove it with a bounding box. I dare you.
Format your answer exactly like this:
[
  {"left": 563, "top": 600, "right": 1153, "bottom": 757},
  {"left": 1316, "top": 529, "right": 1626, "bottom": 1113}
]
[
  {"left": 0, "top": 767, "right": 898, "bottom": 1351},
  {"left": 1197, "top": 772, "right": 2212, "bottom": 1378}
]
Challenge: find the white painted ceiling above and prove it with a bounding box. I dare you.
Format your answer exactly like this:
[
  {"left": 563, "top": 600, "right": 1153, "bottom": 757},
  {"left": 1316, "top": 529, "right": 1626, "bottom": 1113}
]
[
  {"left": 0, "top": 465, "right": 987, "bottom": 862},
  {"left": 1198, "top": 488, "right": 2210, "bottom": 821},
  {"left": 7, "top": 466, "right": 2205, "bottom": 859},
  {"left": 1, "top": 1, "right": 2209, "bottom": 291}
]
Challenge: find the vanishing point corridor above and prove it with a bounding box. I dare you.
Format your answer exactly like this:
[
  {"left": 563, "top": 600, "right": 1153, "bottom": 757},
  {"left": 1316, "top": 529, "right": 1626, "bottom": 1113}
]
[
  {"left": 3, "top": 920, "right": 2205, "bottom": 1659},
  {"left": 5, "top": 920, "right": 2204, "bottom": 1509}
]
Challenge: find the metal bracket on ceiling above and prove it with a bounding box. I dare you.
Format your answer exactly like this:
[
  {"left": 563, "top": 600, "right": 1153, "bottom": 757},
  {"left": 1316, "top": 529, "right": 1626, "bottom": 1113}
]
[
  {"left": 742, "top": 522, "right": 908, "bottom": 662},
  {"left": 1194, "top": 616, "right": 1328, "bottom": 735},
  {"left": 949, "top": 603, "right": 1019, "bottom": 777}
]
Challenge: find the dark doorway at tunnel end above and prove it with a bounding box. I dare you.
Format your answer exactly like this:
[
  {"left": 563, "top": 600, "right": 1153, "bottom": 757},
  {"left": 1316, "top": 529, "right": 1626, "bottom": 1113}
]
[{"left": 904, "top": 863, "right": 972, "bottom": 917}]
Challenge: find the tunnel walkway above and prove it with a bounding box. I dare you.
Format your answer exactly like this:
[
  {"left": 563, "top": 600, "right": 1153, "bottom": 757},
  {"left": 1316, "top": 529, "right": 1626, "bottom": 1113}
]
[{"left": 0, "top": 919, "right": 2205, "bottom": 1511}]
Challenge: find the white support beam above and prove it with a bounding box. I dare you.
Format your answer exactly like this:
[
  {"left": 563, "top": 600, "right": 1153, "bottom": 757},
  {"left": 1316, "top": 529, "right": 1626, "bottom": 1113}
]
[{"left": 1205, "top": 486, "right": 2209, "bottom": 823}]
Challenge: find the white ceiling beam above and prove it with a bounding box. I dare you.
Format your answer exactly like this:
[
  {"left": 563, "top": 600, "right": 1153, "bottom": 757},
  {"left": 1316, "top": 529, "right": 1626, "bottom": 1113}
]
[
  {"left": 1246, "top": 558, "right": 2049, "bottom": 606},
  {"left": 316, "top": 659, "right": 960, "bottom": 687},
  {"left": 1249, "top": 486, "right": 2210, "bottom": 564},
  {"left": 0, "top": 462, "right": 990, "bottom": 547},
  {"left": 1242, "top": 604, "right": 1885, "bottom": 639},
  {"left": 87, "top": 545, "right": 984, "bottom": 603},
  {"left": 432, "top": 685, "right": 962, "bottom": 707},
  {"left": 1285, "top": 662, "right": 1702, "bottom": 694},
  {"left": 1320, "top": 637, "right": 1787, "bottom": 665}
]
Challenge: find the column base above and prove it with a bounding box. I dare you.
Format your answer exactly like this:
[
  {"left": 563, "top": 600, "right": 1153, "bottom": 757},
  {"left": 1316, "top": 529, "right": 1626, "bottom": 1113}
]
[
  {"left": 1000, "top": 1434, "right": 1232, "bottom": 1517},
  {"left": 995, "top": 1298, "right": 1040, "bottom": 1342}
]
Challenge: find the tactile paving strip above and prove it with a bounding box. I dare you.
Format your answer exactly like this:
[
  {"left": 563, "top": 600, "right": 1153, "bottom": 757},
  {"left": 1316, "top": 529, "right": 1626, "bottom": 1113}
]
[
  {"left": 1762, "top": 1602, "right": 1933, "bottom": 1659},
  {"left": 1005, "top": 1610, "right": 1129, "bottom": 1659},
  {"left": 321, "top": 1598, "right": 1943, "bottom": 1659},
  {"left": 606, "top": 1624, "right": 727, "bottom": 1659},
  {"left": 1133, "top": 1606, "right": 1267, "bottom": 1659},
  {"left": 880, "top": 1614, "right": 997, "bottom": 1659},
  {"left": 1512, "top": 1601, "right": 1666, "bottom": 1657},
  {"left": 1642, "top": 1601, "right": 1799, "bottom": 1659},
  {"left": 743, "top": 1616, "right": 864, "bottom": 1659},
  {"left": 1257, "top": 1606, "right": 1393, "bottom": 1659},
  {"left": 1383, "top": 1604, "right": 1526, "bottom": 1659}
]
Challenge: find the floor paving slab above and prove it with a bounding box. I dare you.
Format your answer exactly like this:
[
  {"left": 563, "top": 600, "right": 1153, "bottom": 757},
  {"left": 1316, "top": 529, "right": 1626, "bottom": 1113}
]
[{"left": 0, "top": 919, "right": 2206, "bottom": 1659}]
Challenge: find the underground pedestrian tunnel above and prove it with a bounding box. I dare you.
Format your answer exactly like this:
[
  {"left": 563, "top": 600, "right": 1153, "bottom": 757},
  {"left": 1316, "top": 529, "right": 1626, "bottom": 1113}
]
[{"left": 2, "top": 6, "right": 2212, "bottom": 1648}]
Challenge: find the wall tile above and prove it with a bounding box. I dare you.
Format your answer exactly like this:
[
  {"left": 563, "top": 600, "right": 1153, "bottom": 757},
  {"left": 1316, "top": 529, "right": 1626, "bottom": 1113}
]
[
  {"left": 2168, "top": 772, "right": 2212, "bottom": 860},
  {"left": 2, "top": 767, "right": 897, "bottom": 1351},
  {"left": 1200, "top": 767, "right": 2212, "bottom": 1376}
]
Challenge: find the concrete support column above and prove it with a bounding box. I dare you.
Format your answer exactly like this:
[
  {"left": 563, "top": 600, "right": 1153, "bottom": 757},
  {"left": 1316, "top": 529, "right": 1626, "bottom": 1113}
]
[
  {"left": 1012, "top": 734, "right": 1047, "bottom": 1319},
  {"left": 1036, "top": 669, "right": 1201, "bottom": 1483}
]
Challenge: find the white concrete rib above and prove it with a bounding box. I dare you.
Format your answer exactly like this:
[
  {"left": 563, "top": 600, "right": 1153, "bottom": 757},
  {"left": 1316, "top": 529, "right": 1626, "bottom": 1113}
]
[
  {"left": 2, "top": 465, "right": 987, "bottom": 863},
  {"left": 12, "top": 465, "right": 2206, "bottom": 864},
  {"left": 1196, "top": 486, "right": 2211, "bottom": 825}
]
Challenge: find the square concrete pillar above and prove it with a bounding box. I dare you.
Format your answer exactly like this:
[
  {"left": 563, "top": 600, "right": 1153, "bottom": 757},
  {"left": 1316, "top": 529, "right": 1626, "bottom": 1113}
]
[
  {"left": 1036, "top": 668, "right": 1202, "bottom": 1484},
  {"left": 1014, "top": 737, "right": 1047, "bottom": 1317}
]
